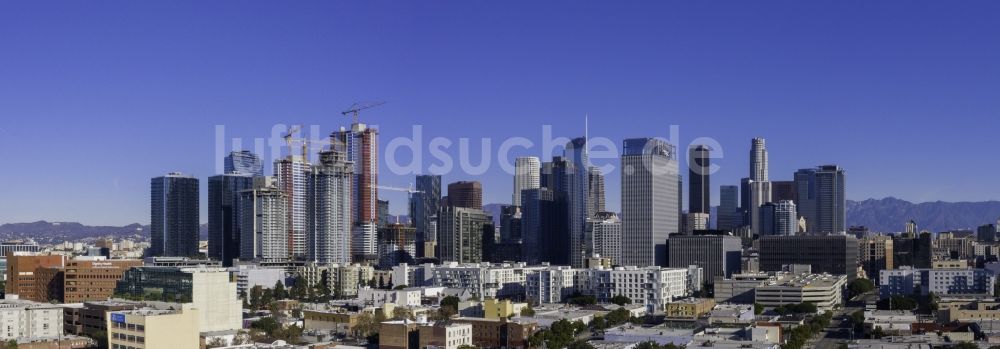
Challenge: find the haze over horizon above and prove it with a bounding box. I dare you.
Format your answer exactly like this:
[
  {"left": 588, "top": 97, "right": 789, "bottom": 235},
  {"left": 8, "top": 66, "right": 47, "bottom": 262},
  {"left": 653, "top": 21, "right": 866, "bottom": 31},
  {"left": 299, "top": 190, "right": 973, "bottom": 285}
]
[{"left": 2, "top": 1, "right": 998, "bottom": 226}]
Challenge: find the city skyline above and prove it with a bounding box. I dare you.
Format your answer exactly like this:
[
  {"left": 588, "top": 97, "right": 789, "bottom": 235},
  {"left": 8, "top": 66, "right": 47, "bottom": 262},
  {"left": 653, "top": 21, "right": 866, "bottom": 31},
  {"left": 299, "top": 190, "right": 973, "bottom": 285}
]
[{"left": 3, "top": 1, "right": 1000, "bottom": 225}]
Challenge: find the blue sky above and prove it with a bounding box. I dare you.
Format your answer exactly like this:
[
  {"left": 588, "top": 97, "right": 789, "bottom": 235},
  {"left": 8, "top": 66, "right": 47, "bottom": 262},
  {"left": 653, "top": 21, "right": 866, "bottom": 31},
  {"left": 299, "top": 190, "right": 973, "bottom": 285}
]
[{"left": 1, "top": 1, "right": 998, "bottom": 225}]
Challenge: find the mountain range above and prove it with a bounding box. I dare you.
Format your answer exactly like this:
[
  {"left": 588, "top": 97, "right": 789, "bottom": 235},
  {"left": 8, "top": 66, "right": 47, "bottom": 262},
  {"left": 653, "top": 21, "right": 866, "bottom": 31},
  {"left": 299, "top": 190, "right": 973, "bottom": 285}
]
[{"left": 3, "top": 197, "right": 999, "bottom": 241}]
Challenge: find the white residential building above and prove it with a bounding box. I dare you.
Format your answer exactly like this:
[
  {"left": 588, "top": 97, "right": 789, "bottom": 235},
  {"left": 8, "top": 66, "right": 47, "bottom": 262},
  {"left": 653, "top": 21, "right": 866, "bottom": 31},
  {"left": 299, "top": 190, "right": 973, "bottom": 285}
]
[{"left": 0, "top": 300, "right": 64, "bottom": 341}]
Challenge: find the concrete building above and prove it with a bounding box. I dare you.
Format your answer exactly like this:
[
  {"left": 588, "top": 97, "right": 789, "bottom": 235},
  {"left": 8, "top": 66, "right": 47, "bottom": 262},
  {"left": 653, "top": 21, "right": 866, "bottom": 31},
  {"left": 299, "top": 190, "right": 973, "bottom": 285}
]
[
  {"left": 667, "top": 234, "right": 742, "bottom": 288},
  {"left": 418, "top": 322, "right": 473, "bottom": 349},
  {"left": 880, "top": 267, "right": 997, "bottom": 298},
  {"left": 621, "top": 138, "right": 680, "bottom": 267},
  {"left": 759, "top": 235, "right": 860, "bottom": 280},
  {"left": 107, "top": 306, "right": 199, "bottom": 349},
  {"left": 758, "top": 200, "right": 797, "bottom": 236},
  {"left": 150, "top": 172, "right": 200, "bottom": 257},
  {"left": 664, "top": 298, "right": 716, "bottom": 319},
  {"left": 114, "top": 266, "right": 241, "bottom": 332},
  {"left": 526, "top": 265, "right": 697, "bottom": 313},
  {"left": 0, "top": 299, "right": 65, "bottom": 342},
  {"left": 60, "top": 258, "right": 143, "bottom": 303},
  {"left": 754, "top": 272, "right": 847, "bottom": 312},
  {"left": 228, "top": 264, "right": 285, "bottom": 296},
  {"left": 860, "top": 236, "right": 894, "bottom": 282},
  {"left": 4, "top": 253, "right": 65, "bottom": 301},
  {"left": 239, "top": 178, "right": 289, "bottom": 263},
  {"left": 310, "top": 148, "right": 354, "bottom": 264},
  {"left": 437, "top": 206, "right": 492, "bottom": 263},
  {"left": 587, "top": 212, "right": 622, "bottom": 265},
  {"left": 452, "top": 317, "right": 535, "bottom": 349},
  {"left": 332, "top": 122, "right": 380, "bottom": 263},
  {"left": 713, "top": 273, "right": 774, "bottom": 304},
  {"left": 377, "top": 224, "right": 417, "bottom": 269}
]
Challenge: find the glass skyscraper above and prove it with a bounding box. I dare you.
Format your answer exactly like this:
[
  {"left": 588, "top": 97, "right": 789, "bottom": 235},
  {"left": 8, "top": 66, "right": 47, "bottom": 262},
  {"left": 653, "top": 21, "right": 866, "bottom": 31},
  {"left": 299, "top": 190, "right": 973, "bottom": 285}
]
[
  {"left": 150, "top": 173, "right": 200, "bottom": 257},
  {"left": 224, "top": 150, "right": 264, "bottom": 176}
]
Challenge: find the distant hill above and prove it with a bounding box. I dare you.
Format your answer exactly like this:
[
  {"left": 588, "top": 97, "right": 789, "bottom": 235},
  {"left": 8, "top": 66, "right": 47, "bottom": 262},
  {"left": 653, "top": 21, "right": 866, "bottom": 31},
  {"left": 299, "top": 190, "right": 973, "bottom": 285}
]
[
  {"left": 847, "top": 197, "right": 1000, "bottom": 233},
  {"left": 0, "top": 220, "right": 210, "bottom": 243}
]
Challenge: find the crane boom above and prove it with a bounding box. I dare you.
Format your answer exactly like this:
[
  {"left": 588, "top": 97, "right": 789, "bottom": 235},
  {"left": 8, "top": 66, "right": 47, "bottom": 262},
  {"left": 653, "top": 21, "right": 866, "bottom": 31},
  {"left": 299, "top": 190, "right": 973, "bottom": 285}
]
[{"left": 341, "top": 101, "right": 386, "bottom": 124}]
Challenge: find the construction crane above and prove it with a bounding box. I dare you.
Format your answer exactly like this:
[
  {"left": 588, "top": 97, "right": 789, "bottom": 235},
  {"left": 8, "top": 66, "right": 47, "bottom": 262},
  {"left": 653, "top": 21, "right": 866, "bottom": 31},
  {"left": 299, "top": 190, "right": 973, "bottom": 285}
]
[
  {"left": 282, "top": 125, "right": 309, "bottom": 160},
  {"left": 375, "top": 183, "right": 424, "bottom": 200},
  {"left": 341, "top": 101, "right": 386, "bottom": 124}
]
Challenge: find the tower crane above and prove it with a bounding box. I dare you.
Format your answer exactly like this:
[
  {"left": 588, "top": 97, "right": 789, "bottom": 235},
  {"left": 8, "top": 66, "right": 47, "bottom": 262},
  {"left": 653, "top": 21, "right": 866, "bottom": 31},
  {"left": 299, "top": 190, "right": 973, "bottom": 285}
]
[
  {"left": 341, "top": 101, "right": 386, "bottom": 124},
  {"left": 282, "top": 125, "right": 309, "bottom": 160}
]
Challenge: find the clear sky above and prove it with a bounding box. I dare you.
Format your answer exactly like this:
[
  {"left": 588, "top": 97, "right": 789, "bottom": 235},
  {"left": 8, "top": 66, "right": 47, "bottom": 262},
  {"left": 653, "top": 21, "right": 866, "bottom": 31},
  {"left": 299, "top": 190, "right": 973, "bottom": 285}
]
[{"left": 1, "top": 1, "right": 998, "bottom": 226}]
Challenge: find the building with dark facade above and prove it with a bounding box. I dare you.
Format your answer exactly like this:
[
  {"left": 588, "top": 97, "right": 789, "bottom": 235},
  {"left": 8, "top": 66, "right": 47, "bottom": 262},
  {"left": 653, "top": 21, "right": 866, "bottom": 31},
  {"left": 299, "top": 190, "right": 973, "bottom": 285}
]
[
  {"left": 759, "top": 235, "right": 859, "bottom": 280},
  {"left": 150, "top": 173, "right": 200, "bottom": 257},
  {"left": 447, "top": 181, "right": 483, "bottom": 210},
  {"left": 667, "top": 233, "right": 742, "bottom": 288},
  {"left": 208, "top": 173, "right": 254, "bottom": 266}
]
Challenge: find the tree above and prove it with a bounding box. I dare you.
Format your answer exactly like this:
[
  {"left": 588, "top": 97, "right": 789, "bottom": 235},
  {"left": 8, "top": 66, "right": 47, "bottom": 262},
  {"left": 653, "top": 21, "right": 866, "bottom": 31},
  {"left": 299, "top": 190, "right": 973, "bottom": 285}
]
[
  {"left": 520, "top": 304, "right": 535, "bottom": 317},
  {"left": 611, "top": 295, "right": 631, "bottom": 306},
  {"left": 290, "top": 279, "right": 307, "bottom": 300},
  {"left": 952, "top": 343, "right": 978, "bottom": 349},
  {"left": 273, "top": 281, "right": 287, "bottom": 300},
  {"left": 887, "top": 295, "right": 918, "bottom": 310},
  {"left": 393, "top": 307, "right": 414, "bottom": 320},
  {"left": 458, "top": 345, "right": 478, "bottom": 349},
  {"left": 233, "top": 330, "right": 251, "bottom": 345},
  {"left": 568, "top": 340, "right": 596, "bottom": 349},
  {"left": 249, "top": 286, "right": 264, "bottom": 310},
  {"left": 848, "top": 279, "right": 876, "bottom": 297},
  {"left": 605, "top": 308, "right": 631, "bottom": 326},
  {"left": 441, "top": 296, "right": 461, "bottom": 312},
  {"left": 754, "top": 303, "right": 764, "bottom": 315},
  {"left": 393, "top": 284, "right": 408, "bottom": 290},
  {"left": 5, "top": 340, "right": 16, "bottom": 349},
  {"left": 206, "top": 337, "right": 228, "bottom": 348}
]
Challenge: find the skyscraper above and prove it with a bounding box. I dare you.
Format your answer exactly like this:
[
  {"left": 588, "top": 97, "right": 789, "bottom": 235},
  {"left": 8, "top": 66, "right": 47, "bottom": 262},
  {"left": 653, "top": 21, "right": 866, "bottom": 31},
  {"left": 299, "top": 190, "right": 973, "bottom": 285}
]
[
  {"left": 621, "top": 138, "right": 679, "bottom": 267},
  {"left": 758, "top": 200, "right": 797, "bottom": 236},
  {"left": 758, "top": 235, "right": 860, "bottom": 280},
  {"left": 224, "top": 150, "right": 264, "bottom": 177},
  {"left": 274, "top": 154, "right": 311, "bottom": 259},
  {"left": 332, "top": 123, "right": 380, "bottom": 262},
  {"left": 750, "top": 138, "right": 768, "bottom": 182},
  {"left": 795, "top": 165, "right": 847, "bottom": 234},
  {"left": 771, "top": 181, "right": 797, "bottom": 203},
  {"left": 150, "top": 173, "right": 200, "bottom": 257},
  {"left": 667, "top": 234, "right": 742, "bottom": 288},
  {"left": 208, "top": 173, "right": 254, "bottom": 266},
  {"left": 377, "top": 223, "right": 417, "bottom": 268},
  {"left": 587, "top": 212, "right": 622, "bottom": 264},
  {"left": 437, "top": 206, "right": 491, "bottom": 263},
  {"left": 688, "top": 145, "right": 711, "bottom": 214},
  {"left": 566, "top": 137, "right": 590, "bottom": 267},
  {"left": 239, "top": 177, "right": 288, "bottom": 262},
  {"left": 588, "top": 166, "right": 606, "bottom": 217},
  {"left": 447, "top": 181, "right": 483, "bottom": 210},
  {"left": 747, "top": 138, "right": 772, "bottom": 236},
  {"left": 520, "top": 188, "right": 567, "bottom": 265},
  {"left": 513, "top": 157, "right": 540, "bottom": 206},
  {"left": 411, "top": 174, "right": 441, "bottom": 256},
  {"left": 310, "top": 149, "right": 354, "bottom": 264},
  {"left": 717, "top": 185, "right": 741, "bottom": 232}
]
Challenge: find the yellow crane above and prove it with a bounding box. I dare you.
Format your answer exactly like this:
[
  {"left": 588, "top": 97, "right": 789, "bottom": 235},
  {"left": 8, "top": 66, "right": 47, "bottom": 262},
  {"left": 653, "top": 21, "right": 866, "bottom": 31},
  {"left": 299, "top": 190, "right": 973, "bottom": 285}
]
[{"left": 282, "top": 125, "right": 309, "bottom": 160}]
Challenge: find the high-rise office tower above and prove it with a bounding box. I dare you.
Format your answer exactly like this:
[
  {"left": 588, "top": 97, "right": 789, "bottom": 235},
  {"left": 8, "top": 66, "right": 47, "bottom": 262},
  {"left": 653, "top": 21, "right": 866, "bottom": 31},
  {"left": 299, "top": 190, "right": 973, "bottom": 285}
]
[
  {"left": 587, "top": 212, "right": 622, "bottom": 264},
  {"left": 447, "top": 181, "right": 483, "bottom": 210},
  {"left": 739, "top": 178, "right": 752, "bottom": 227},
  {"left": 621, "top": 138, "right": 679, "bottom": 267},
  {"left": 717, "top": 185, "right": 741, "bottom": 232},
  {"left": 224, "top": 150, "right": 264, "bottom": 177},
  {"left": 378, "top": 200, "right": 390, "bottom": 228},
  {"left": 437, "top": 206, "right": 491, "bottom": 263},
  {"left": 749, "top": 180, "right": 772, "bottom": 236},
  {"left": 771, "top": 181, "right": 797, "bottom": 203},
  {"left": 795, "top": 165, "right": 847, "bottom": 234},
  {"left": 239, "top": 177, "right": 288, "bottom": 262},
  {"left": 513, "top": 157, "right": 540, "bottom": 206},
  {"left": 904, "top": 220, "right": 918, "bottom": 238},
  {"left": 310, "top": 149, "right": 354, "bottom": 264},
  {"left": 750, "top": 138, "right": 768, "bottom": 182},
  {"left": 685, "top": 213, "right": 710, "bottom": 234},
  {"left": 499, "top": 205, "right": 522, "bottom": 242},
  {"left": 688, "top": 145, "right": 711, "bottom": 214},
  {"left": 758, "top": 200, "right": 797, "bottom": 236},
  {"left": 978, "top": 224, "right": 999, "bottom": 243},
  {"left": 588, "top": 167, "right": 606, "bottom": 217},
  {"left": 520, "top": 188, "right": 567, "bottom": 265},
  {"left": 150, "top": 173, "right": 200, "bottom": 257},
  {"left": 411, "top": 174, "right": 442, "bottom": 253},
  {"left": 332, "top": 123, "right": 380, "bottom": 262},
  {"left": 274, "top": 154, "right": 311, "bottom": 258},
  {"left": 208, "top": 173, "right": 254, "bottom": 266},
  {"left": 566, "top": 137, "right": 589, "bottom": 267}
]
